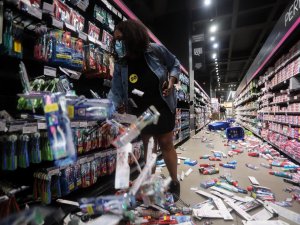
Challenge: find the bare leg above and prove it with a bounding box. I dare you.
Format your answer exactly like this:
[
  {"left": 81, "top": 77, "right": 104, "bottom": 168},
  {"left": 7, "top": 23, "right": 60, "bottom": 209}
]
[{"left": 156, "top": 132, "right": 178, "bottom": 181}]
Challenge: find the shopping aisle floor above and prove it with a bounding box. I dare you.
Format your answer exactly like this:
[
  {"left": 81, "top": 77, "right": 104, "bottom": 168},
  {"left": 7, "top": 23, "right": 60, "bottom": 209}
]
[{"left": 159, "top": 128, "right": 300, "bottom": 225}]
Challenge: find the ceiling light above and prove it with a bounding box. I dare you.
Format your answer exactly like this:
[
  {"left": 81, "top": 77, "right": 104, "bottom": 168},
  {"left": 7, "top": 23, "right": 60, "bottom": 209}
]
[
  {"left": 204, "top": 0, "right": 212, "bottom": 6},
  {"left": 215, "top": 62, "right": 217, "bottom": 64},
  {"left": 213, "top": 43, "right": 219, "bottom": 49},
  {"left": 210, "top": 36, "right": 216, "bottom": 42},
  {"left": 209, "top": 24, "right": 218, "bottom": 33},
  {"left": 212, "top": 53, "right": 217, "bottom": 59}
]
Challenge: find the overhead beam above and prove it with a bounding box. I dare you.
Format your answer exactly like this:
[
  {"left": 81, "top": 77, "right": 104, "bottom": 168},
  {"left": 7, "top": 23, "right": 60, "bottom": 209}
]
[
  {"left": 226, "top": 0, "right": 239, "bottom": 82},
  {"left": 239, "top": 0, "right": 282, "bottom": 81}
]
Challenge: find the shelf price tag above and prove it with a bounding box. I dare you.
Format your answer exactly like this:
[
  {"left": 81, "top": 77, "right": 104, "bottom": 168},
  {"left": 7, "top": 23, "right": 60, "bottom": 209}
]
[
  {"left": 38, "top": 122, "right": 47, "bottom": 130},
  {"left": 52, "top": 18, "right": 64, "bottom": 29},
  {"left": 0, "top": 120, "right": 6, "bottom": 132},
  {"left": 44, "top": 66, "right": 57, "bottom": 77},
  {"left": 23, "top": 123, "right": 38, "bottom": 134}
]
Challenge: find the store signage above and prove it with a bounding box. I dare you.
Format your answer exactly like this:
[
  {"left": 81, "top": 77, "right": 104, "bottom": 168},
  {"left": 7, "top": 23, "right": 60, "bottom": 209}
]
[
  {"left": 237, "top": 0, "right": 300, "bottom": 94},
  {"left": 192, "top": 34, "right": 205, "bottom": 71},
  {"left": 285, "top": 0, "right": 300, "bottom": 27}
]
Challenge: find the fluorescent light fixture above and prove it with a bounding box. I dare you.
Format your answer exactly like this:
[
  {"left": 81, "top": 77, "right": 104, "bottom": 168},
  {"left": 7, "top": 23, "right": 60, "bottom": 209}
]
[
  {"left": 210, "top": 36, "right": 216, "bottom": 41},
  {"left": 212, "top": 53, "right": 217, "bottom": 59},
  {"left": 213, "top": 43, "right": 219, "bottom": 49},
  {"left": 204, "top": 0, "right": 212, "bottom": 6},
  {"left": 209, "top": 24, "right": 218, "bottom": 33},
  {"left": 214, "top": 58, "right": 217, "bottom": 61},
  {"left": 215, "top": 62, "right": 217, "bottom": 64}
]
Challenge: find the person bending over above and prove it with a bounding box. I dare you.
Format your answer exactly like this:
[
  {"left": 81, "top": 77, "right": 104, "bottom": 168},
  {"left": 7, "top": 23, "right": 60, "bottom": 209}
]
[{"left": 108, "top": 19, "right": 181, "bottom": 201}]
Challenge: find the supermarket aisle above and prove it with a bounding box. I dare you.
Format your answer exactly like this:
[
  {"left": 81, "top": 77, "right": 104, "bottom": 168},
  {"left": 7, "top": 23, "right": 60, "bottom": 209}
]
[{"left": 159, "top": 128, "right": 300, "bottom": 225}]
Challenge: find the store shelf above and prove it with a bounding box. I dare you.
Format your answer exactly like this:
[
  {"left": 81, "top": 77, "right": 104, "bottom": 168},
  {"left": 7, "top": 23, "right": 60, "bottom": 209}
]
[
  {"left": 262, "top": 119, "right": 300, "bottom": 127},
  {"left": 238, "top": 122, "right": 300, "bottom": 164}
]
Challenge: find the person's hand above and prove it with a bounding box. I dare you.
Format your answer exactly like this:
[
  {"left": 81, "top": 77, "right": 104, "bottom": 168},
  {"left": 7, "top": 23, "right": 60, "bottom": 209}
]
[
  {"left": 162, "top": 81, "right": 173, "bottom": 96},
  {"left": 117, "top": 104, "right": 125, "bottom": 114}
]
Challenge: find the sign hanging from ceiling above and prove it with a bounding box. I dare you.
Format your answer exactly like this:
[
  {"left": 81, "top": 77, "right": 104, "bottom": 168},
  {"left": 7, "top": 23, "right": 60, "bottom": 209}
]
[
  {"left": 237, "top": 0, "right": 300, "bottom": 94},
  {"left": 192, "top": 34, "right": 205, "bottom": 71}
]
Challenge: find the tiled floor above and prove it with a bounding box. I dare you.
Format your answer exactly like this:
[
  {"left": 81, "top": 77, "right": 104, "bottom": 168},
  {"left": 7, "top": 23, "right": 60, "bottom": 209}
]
[{"left": 158, "top": 128, "right": 300, "bottom": 225}]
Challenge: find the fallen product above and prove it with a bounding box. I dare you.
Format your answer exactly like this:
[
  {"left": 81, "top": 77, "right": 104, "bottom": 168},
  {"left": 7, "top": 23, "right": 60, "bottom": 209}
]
[
  {"left": 220, "top": 175, "right": 238, "bottom": 187},
  {"left": 199, "top": 163, "right": 215, "bottom": 168},
  {"left": 269, "top": 171, "right": 293, "bottom": 179},
  {"left": 248, "top": 176, "right": 260, "bottom": 185},
  {"left": 216, "top": 182, "right": 239, "bottom": 193},
  {"left": 209, "top": 157, "right": 221, "bottom": 161},
  {"left": 248, "top": 152, "right": 260, "bottom": 157},
  {"left": 210, "top": 186, "right": 234, "bottom": 197},
  {"left": 200, "top": 155, "right": 211, "bottom": 159},
  {"left": 260, "top": 163, "right": 272, "bottom": 169},
  {"left": 219, "top": 163, "right": 236, "bottom": 169},
  {"left": 212, "top": 197, "right": 234, "bottom": 220},
  {"left": 265, "top": 202, "right": 300, "bottom": 224},
  {"left": 185, "top": 168, "right": 193, "bottom": 176},
  {"left": 227, "top": 160, "right": 237, "bottom": 165},
  {"left": 245, "top": 163, "right": 259, "bottom": 170},
  {"left": 224, "top": 199, "right": 254, "bottom": 221},
  {"left": 241, "top": 220, "right": 290, "bottom": 225},
  {"left": 199, "top": 167, "right": 219, "bottom": 175},
  {"left": 200, "top": 179, "right": 218, "bottom": 189},
  {"left": 184, "top": 159, "right": 198, "bottom": 166}
]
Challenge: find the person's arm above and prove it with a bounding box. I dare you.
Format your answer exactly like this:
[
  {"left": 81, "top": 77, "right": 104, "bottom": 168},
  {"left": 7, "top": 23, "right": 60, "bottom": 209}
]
[{"left": 158, "top": 45, "right": 181, "bottom": 96}]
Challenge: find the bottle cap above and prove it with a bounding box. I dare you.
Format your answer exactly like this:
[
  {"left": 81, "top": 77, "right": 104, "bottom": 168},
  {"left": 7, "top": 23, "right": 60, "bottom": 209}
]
[{"left": 247, "top": 186, "right": 253, "bottom": 191}]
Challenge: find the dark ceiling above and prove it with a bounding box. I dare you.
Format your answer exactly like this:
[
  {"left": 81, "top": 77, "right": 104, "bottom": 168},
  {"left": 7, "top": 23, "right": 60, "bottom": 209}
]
[{"left": 121, "top": 0, "right": 291, "bottom": 96}]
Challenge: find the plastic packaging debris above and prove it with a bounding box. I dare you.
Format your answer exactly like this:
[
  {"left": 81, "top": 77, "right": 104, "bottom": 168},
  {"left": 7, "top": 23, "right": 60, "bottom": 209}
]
[
  {"left": 220, "top": 175, "right": 238, "bottom": 187},
  {"left": 245, "top": 163, "right": 259, "bottom": 170},
  {"left": 248, "top": 152, "right": 260, "bottom": 157},
  {"left": 247, "top": 185, "right": 275, "bottom": 201},
  {"left": 269, "top": 171, "right": 293, "bottom": 179},
  {"left": 199, "top": 167, "right": 219, "bottom": 175},
  {"left": 200, "top": 179, "right": 218, "bottom": 189},
  {"left": 227, "top": 160, "right": 237, "bottom": 165},
  {"left": 185, "top": 168, "right": 193, "bottom": 176},
  {"left": 209, "top": 157, "right": 221, "bottom": 161},
  {"left": 199, "top": 163, "right": 216, "bottom": 168},
  {"left": 184, "top": 159, "right": 198, "bottom": 166},
  {"left": 232, "top": 149, "right": 243, "bottom": 153},
  {"left": 219, "top": 163, "right": 236, "bottom": 169},
  {"left": 216, "top": 182, "right": 239, "bottom": 193},
  {"left": 156, "top": 159, "right": 165, "bottom": 165},
  {"left": 260, "top": 163, "right": 272, "bottom": 169},
  {"left": 200, "top": 155, "right": 211, "bottom": 159},
  {"left": 274, "top": 201, "right": 293, "bottom": 207}
]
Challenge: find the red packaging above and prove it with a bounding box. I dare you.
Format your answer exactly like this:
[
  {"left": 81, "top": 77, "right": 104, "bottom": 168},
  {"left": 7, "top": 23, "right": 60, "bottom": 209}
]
[
  {"left": 53, "top": 0, "right": 71, "bottom": 24},
  {"left": 88, "top": 22, "right": 100, "bottom": 40}
]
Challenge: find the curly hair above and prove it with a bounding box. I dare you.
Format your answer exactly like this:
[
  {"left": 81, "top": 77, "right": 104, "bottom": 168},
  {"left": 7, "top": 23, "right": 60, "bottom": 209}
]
[{"left": 114, "top": 19, "right": 150, "bottom": 59}]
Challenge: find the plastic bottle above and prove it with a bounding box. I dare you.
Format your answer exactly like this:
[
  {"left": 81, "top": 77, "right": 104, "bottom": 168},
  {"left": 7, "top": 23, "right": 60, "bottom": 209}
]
[
  {"left": 248, "top": 152, "right": 260, "bottom": 157},
  {"left": 209, "top": 157, "right": 221, "bottom": 161},
  {"left": 260, "top": 163, "right": 272, "bottom": 169},
  {"left": 200, "top": 155, "right": 210, "bottom": 159},
  {"left": 199, "top": 163, "right": 215, "bottom": 168},
  {"left": 269, "top": 171, "right": 293, "bottom": 179},
  {"left": 227, "top": 160, "right": 237, "bottom": 165},
  {"left": 219, "top": 163, "right": 236, "bottom": 169},
  {"left": 113, "top": 106, "right": 160, "bottom": 148},
  {"left": 245, "top": 163, "right": 259, "bottom": 170},
  {"left": 200, "top": 179, "right": 218, "bottom": 189},
  {"left": 217, "top": 182, "right": 238, "bottom": 193}
]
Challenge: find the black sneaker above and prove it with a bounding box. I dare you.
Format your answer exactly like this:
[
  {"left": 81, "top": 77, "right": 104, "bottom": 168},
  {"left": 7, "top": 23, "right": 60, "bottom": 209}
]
[{"left": 169, "top": 180, "right": 180, "bottom": 202}]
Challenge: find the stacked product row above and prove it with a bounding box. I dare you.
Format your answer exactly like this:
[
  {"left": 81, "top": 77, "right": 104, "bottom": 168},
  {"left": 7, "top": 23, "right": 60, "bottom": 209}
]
[
  {"left": 194, "top": 81, "right": 211, "bottom": 132},
  {"left": 235, "top": 39, "right": 300, "bottom": 163}
]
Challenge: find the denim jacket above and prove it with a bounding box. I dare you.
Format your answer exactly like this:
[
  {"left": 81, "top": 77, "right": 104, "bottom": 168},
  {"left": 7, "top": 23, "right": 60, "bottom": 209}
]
[{"left": 108, "top": 43, "right": 181, "bottom": 113}]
